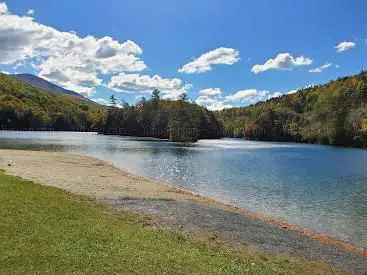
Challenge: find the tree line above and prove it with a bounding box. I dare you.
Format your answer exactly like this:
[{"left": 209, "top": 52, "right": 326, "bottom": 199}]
[
  {"left": 1, "top": 71, "right": 366, "bottom": 147},
  {"left": 102, "top": 89, "right": 222, "bottom": 142},
  {"left": 215, "top": 71, "right": 367, "bottom": 147},
  {"left": 0, "top": 74, "right": 222, "bottom": 142}
]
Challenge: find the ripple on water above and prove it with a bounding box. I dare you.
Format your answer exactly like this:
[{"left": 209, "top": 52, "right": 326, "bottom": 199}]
[{"left": 0, "top": 131, "right": 366, "bottom": 248}]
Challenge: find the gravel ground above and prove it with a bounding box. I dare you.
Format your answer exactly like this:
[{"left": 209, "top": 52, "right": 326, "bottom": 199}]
[
  {"left": 106, "top": 197, "right": 367, "bottom": 274},
  {"left": 2, "top": 150, "right": 366, "bottom": 274}
]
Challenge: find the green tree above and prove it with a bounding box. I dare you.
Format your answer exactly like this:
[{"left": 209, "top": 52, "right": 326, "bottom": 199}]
[
  {"left": 151, "top": 89, "right": 160, "bottom": 102},
  {"left": 178, "top": 93, "right": 189, "bottom": 102},
  {"left": 109, "top": 95, "right": 117, "bottom": 107}
]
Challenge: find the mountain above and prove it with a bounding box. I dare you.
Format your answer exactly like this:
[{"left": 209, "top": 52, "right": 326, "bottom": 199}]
[
  {"left": 11, "top": 73, "right": 89, "bottom": 101},
  {"left": 215, "top": 71, "right": 367, "bottom": 147},
  {"left": 0, "top": 73, "right": 106, "bottom": 131},
  {"left": 0, "top": 73, "right": 221, "bottom": 141},
  {"left": 2, "top": 70, "right": 367, "bottom": 147}
]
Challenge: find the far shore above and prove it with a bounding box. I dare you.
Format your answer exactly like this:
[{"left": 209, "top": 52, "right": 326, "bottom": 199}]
[{"left": 0, "top": 149, "right": 366, "bottom": 273}]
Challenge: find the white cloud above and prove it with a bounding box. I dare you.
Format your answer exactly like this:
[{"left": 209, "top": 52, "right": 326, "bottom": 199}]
[
  {"left": 27, "top": 9, "right": 34, "bottom": 15},
  {"left": 251, "top": 53, "right": 312, "bottom": 74},
  {"left": 63, "top": 82, "right": 96, "bottom": 97},
  {"left": 0, "top": 2, "right": 7, "bottom": 14},
  {"left": 207, "top": 102, "right": 233, "bottom": 111},
  {"left": 197, "top": 84, "right": 320, "bottom": 109},
  {"left": 195, "top": 88, "right": 223, "bottom": 108},
  {"left": 227, "top": 89, "right": 284, "bottom": 103},
  {"left": 90, "top": 97, "right": 123, "bottom": 108},
  {"left": 225, "top": 89, "right": 258, "bottom": 101},
  {"left": 286, "top": 83, "right": 317, "bottom": 95},
  {"left": 225, "top": 89, "right": 280, "bottom": 103},
  {"left": 309, "top": 62, "right": 333, "bottom": 73},
  {"left": 1, "top": 70, "right": 9, "bottom": 74},
  {"left": 287, "top": 89, "right": 298, "bottom": 95},
  {"left": 199, "top": 88, "right": 222, "bottom": 96},
  {"left": 195, "top": 95, "right": 216, "bottom": 106},
  {"left": 268, "top": 91, "right": 283, "bottom": 99},
  {"left": 161, "top": 84, "right": 192, "bottom": 100},
  {"left": 335, "top": 41, "right": 356, "bottom": 53},
  {"left": 91, "top": 97, "right": 108, "bottom": 105},
  {"left": 0, "top": 3, "right": 147, "bottom": 95},
  {"left": 178, "top": 47, "right": 240, "bottom": 74},
  {"left": 195, "top": 87, "right": 285, "bottom": 111},
  {"left": 107, "top": 73, "right": 192, "bottom": 100}
]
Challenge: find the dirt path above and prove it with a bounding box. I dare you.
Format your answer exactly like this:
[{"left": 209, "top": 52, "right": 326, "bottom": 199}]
[{"left": 1, "top": 150, "right": 366, "bottom": 274}]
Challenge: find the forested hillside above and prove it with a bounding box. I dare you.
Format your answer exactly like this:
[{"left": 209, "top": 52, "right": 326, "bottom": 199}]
[
  {"left": 1, "top": 71, "right": 367, "bottom": 146},
  {"left": 0, "top": 73, "right": 106, "bottom": 131},
  {"left": 216, "top": 71, "right": 367, "bottom": 147},
  {"left": 12, "top": 74, "right": 89, "bottom": 100},
  {"left": 0, "top": 74, "right": 221, "bottom": 142}
]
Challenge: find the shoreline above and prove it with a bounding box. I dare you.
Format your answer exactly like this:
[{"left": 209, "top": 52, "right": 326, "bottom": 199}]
[
  {"left": 141, "top": 176, "right": 367, "bottom": 257},
  {"left": 1, "top": 149, "right": 365, "bottom": 254},
  {"left": 0, "top": 149, "right": 366, "bottom": 271},
  {"left": 68, "top": 152, "right": 367, "bottom": 256}
]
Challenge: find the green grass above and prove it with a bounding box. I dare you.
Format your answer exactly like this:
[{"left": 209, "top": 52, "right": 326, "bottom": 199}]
[{"left": 0, "top": 170, "right": 340, "bottom": 274}]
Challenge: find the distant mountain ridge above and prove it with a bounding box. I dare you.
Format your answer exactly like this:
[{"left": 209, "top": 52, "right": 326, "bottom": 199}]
[
  {"left": 11, "top": 74, "right": 89, "bottom": 101},
  {"left": 0, "top": 73, "right": 106, "bottom": 131}
]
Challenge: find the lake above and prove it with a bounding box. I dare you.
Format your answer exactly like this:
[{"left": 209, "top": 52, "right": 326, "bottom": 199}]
[{"left": 0, "top": 131, "right": 366, "bottom": 248}]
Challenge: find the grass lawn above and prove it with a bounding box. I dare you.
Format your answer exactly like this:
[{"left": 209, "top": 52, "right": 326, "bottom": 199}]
[{"left": 0, "top": 170, "right": 340, "bottom": 274}]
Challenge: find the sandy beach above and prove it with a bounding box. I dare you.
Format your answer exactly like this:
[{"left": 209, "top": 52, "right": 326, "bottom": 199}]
[{"left": 0, "top": 149, "right": 366, "bottom": 273}]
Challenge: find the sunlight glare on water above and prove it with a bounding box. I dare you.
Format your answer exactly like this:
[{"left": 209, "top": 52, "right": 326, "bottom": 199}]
[{"left": 0, "top": 131, "right": 366, "bottom": 248}]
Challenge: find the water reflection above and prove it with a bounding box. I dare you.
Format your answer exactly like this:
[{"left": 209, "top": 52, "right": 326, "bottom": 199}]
[{"left": 0, "top": 131, "right": 366, "bottom": 248}]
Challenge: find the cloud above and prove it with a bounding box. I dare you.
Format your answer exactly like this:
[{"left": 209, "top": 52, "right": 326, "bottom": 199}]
[
  {"left": 91, "top": 97, "right": 123, "bottom": 108},
  {"left": 207, "top": 102, "right": 233, "bottom": 111},
  {"left": 1, "top": 70, "right": 9, "bottom": 74},
  {"left": 195, "top": 87, "right": 230, "bottom": 110},
  {"left": 286, "top": 83, "right": 317, "bottom": 95},
  {"left": 335, "top": 41, "right": 356, "bottom": 53},
  {"left": 199, "top": 88, "right": 222, "bottom": 96},
  {"left": 195, "top": 87, "right": 285, "bottom": 111},
  {"left": 63, "top": 82, "right": 96, "bottom": 97},
  {"left": 227, "top": 89, "right": 283, "bottom": 103},
  {"left": 0, "top": 3, "right": 147, "bottom": 95},
  {"left": 287, "top": 89, "right": 298, "bottom": 95},
  {"left": 268, "top": 91, "right": 283, "bottom": 99},
  {"left": 196, "top": 88, "right": 224, "bottom": 109},
  {"left": 0, "top": 2, "right": 7, "bottom": 14},
  {"left": 178, "top": 47, "right": 240, "bottom": 74},
  {"left": 197, "top": 83, "right": 322, "bottom": 110},
  {"left": 309, "top": 62, "right": 333, "bottom": 73},
  {"left": 107, "top": 73, "right": 192, "bottom": 100},
  {"left": 91, "top": 97, "right": 109, "bottom": 105},
  {"left": 195, "top": 95, "right": 216, "bottom": 106},
  {"left": 27, "top": 9, "right": 34, "bottom": 15},
  {"left": 251, "top": 53, "right": 312, "bottom": 74},
  {"left": 225, "top": 89, "right": 258, "bottom": 101}
]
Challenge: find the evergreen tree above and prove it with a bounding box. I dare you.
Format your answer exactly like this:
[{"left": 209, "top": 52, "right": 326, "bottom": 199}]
[{"left": 109, "top": 95, "right": 117, "bottom": 107}]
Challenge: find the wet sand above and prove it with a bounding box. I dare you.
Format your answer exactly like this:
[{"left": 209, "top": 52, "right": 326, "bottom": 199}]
[{"left": 1, "top": 149, "right": 366, "bottom": 273}]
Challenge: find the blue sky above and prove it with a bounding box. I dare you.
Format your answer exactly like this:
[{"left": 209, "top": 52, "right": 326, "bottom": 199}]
[{"left": 0, "top": 0, "right": 366, "bottom": 109}]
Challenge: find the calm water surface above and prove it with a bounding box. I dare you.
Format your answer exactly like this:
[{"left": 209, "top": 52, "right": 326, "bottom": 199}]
[{"left": 0, "top": 131, "right": 366, "bottom": 248}]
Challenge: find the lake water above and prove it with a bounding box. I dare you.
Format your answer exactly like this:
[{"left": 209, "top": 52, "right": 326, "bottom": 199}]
[{"left": 0, "top": 131, "right": 366, "bottom": 248}]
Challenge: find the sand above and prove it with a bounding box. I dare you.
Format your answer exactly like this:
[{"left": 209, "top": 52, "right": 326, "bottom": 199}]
[{"left": 1, "top": 149, "right": 366, "bottom": 273}]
